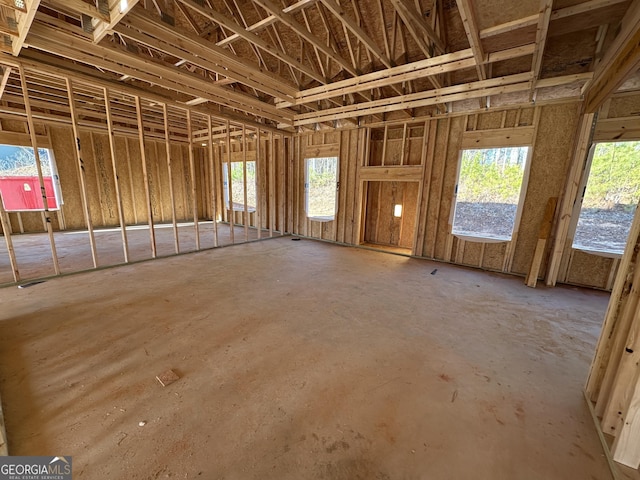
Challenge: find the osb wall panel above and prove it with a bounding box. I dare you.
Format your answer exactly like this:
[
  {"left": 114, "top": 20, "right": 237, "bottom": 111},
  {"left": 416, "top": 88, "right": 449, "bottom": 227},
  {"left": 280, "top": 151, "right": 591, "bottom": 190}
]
[
  {"left": 433, "top": 116, "right": 465, "bottom": 260},
  {"left": 483, "top": 242, "right": 508, "bottom": 271},
  {"left": 50, "top": 125, "right": 84, "bottom": 230},
  {"left": 565, "top": 251, "right": 614, "bottom": 290},
  {"left": 511, "top": 103, "right": 580, "bottom": 275},
  {"left": 606, "top": 94, "right": 640, "bottom": 119}
]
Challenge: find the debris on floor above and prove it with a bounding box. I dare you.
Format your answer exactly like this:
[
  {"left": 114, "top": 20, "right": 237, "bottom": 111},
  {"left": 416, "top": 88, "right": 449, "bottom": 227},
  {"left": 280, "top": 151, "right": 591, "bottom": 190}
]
[
  {"left": 431, "top": 269, "right": 438, "bottom": 275},
  {"left": 156, "top": 369, "right": 180, "bottom": 387},
  {"left": 138, "top": 421, "right": 146, "bottom": 427},
  {"left": 18, "top": 281, "right": 45, "bottom": 289}
]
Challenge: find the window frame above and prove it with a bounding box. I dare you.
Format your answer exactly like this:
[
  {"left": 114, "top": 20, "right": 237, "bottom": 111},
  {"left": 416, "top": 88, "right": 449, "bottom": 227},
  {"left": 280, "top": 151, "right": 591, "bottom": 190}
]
[
  {"left": 0, "top": 144, "right": 63, "bottom": 212},
  {"left": 450, "top": 145, "right": 533, "bottom": 242},
  {"left": 304, "top": 156, "right": 340, "bottom": 222},
  {"left": 570, "top": 141, "right": 639, "bottom": 256},
  {"left": 222, "top": 159, "right": 257, "bottom": 213}
]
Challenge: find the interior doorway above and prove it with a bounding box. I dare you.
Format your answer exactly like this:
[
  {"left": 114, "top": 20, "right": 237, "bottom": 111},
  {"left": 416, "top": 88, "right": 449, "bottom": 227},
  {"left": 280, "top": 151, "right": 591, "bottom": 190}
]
[{"left": 362, "top": 181, "right": 419, "bottom": 255}]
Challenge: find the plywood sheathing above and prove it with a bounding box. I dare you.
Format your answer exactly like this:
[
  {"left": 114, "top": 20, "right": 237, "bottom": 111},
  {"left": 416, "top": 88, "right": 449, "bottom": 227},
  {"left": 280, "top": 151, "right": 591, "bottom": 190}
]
[{"left": 510, "top": 104, "right": 580, "bottom": 275}]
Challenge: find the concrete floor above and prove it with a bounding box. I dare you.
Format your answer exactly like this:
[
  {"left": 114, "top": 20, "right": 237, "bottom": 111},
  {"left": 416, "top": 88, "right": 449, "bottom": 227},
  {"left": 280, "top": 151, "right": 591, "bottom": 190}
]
[
  {"left": 0, "top": 222, "right": 271, "bottom": 285},
  {"left": 0, "top": 237, "right": 614, "bottom": 479}
]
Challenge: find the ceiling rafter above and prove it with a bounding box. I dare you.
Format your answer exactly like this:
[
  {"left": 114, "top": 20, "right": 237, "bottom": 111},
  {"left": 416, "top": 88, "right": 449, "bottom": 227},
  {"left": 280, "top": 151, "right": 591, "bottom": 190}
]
[
  {"left": 455, "top": 0, "right": 486, "bottom": 81},
  {"left": 390, "top": 0, "right": 445, "bottom": 56},
  {"left": 318, "top": 0, "right": 392, "bottom": 68},
  {"left": 93, "top": 0, "right": 139, "bottom": 43},
  {"left": 252, "top": 0, "right": 359, "bottom": 76},
  {"left": 530, "top": 0, "right": 553, "bottom": 97},
  {"left": 176, "top": 0, "right": 326, "bottom": 84},
  {"left": 389, "top": 0, "right": 443, "bottom": 89},
  {"left": 216, "top": 0, "right": 317, "bottom": 47},
  {"left": 25, "top": 21, "right": 294, "bottom": 124}
]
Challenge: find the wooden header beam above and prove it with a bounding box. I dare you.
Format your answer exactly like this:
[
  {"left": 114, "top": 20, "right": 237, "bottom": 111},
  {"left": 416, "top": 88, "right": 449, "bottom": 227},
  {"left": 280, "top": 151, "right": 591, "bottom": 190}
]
[{"left": 583, "top": 0, "right": 640, "bottom": 113}]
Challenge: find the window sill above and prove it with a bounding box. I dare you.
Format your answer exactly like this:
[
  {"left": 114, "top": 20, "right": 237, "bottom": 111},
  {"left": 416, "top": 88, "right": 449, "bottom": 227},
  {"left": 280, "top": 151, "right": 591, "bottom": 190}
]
[
  {"left": 573, "top": 247, "right": 623, "bottom": 259},
  {"left": 307, "top": 216, "right": 335, "bottom": 222},
  {"left": 453, "top": 234, "right": 511, "bottom": 244}
]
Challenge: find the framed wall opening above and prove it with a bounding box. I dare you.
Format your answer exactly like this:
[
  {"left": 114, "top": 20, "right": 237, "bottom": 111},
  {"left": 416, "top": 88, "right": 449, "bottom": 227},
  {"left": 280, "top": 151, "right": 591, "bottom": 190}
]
[
  {"left": 572, "top": 141, "right": 640, "bottom": 255},
  {"left": 362, "top": 180, "right": 420, "bottom": 255},
  {"left": 0, "top": 145, "right": 62, "bottom": 212},
  {"left": 451, "top": 146, "right": 531, "bottom": 242}
]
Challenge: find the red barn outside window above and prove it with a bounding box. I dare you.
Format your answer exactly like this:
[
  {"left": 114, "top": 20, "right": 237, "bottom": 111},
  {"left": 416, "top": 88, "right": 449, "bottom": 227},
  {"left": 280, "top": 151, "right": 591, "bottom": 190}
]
[{"left": 0, "top": 145, "right": 63, "bottom": 211}]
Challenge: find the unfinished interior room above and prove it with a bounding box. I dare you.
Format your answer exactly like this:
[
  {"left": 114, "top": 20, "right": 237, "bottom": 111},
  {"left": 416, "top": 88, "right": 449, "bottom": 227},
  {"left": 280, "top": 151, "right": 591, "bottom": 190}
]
[{"left": 1, "top": 0, "right": 640, "bottom": 478}]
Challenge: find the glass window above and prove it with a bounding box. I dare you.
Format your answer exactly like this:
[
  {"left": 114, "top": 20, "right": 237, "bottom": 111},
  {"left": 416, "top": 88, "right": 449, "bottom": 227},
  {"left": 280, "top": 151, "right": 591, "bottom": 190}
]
[
  {"left": 305, "top": 157, "right": 338, "bottom": 221},
  {"left": 223, "top": 161, "right": 256, "bottom": 212},
  {"left": 452, "top": 146, "right": 529, "bottom": 240},
  {"left": 0, "top": 145, "right": 62, "bottom": 211},
  {"left": 573, "top": 141, "right": 640, "bottom": 254}
]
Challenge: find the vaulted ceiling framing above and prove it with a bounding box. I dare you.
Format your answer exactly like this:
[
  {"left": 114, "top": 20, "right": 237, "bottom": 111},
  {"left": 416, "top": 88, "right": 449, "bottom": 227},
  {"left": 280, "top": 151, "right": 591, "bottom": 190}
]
[{"left": 0, "top": 0, "right": 636, "bottom": 136}]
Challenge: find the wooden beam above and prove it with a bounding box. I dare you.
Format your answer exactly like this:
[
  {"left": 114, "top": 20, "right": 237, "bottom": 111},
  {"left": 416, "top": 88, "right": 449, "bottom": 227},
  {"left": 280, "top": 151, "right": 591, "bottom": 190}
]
[
  {"left": 134, "top": 95, "right": 157, "bottom": 258},
  {"left": 9, "top": 50, "right": 285, "bottom": 134},
  {"left": 163, "top": 103, "right": 180, "bottom": 254},
  {"left": 531, "top": 0, "right": 553, "bottom": 93},
  {"left": 390, "top": 0, "right": 445, "bottom": 55},
  {"left": 279, "top": 44, "right": 535, "bottom": 108},
  {"left": 174, "top": 0, "right": 201, "bottom": 34},
  {"left": 216, "top": 0, "right": 317, "bottom": 47},
  {"left": 225, "top": 119, "right": 234, "bottom": 244},
  {"left": 551, "top": 0, "right": 629, "bottom": 21},
  {"left": 17, "top": 64, "right": 60, "bottom": 274},
  {"left": 207, "top": 115, "right": 219, "bottom": 247},
  {"left": 93, "top": 0, "right": 140, "bottom": 43},
  {"left": 12, "top": 0, "right": 41, "bottom": 56},
  {"left": 583, "top": 0, "right": 640, "bottom": 113},
  {"left": 479, "top": 14, "right": 539, "bottom": 39},
  {"left": 186, "top": 109, "right": 200, "bottom": 250},
  {"left": 66, "top": 77, "right": 99, "bottom": 268},
  {"left": 242, "top": 124, "right": 249, "bottom": 242},
  {"left": 0, "top": 67, "right": 12, "bottom": 101},
  {"left": 175, "top": 0, "right": 326, "bottom": 84},
  {"left": 25, "top": 24, "right": 294, "bottom": 124},
  {"left": 293, "top": 72, "right": 534, "bottom": 126},
  {"left": 123, "top": 10, "right": 297, "bottom": 101},
  {"left": 358, "top": 165, "right": 423, "bottom": 182},
  {"left": 103, "top": 86, "right": 130, "bottom": 263},
  {"left": 45, "top": 0, "right": 111, "bottom": 23},
  {"left": 456, "top": 0, "right": 486, "bottom": 81},
  {"left": 318, "top": 0, "right": 392, "bottom": 68},
  {"left": 479, "top": 0, "right": 629, "bottom": 39},
  {"left": 0, "top": 192, "right": 19, "bottom": 282},
  {"left": 525, "top": 197, "right": 558, "bottom": 287},
  {"left": 252, "top": 0, "right": 358, "bottom": 76}
]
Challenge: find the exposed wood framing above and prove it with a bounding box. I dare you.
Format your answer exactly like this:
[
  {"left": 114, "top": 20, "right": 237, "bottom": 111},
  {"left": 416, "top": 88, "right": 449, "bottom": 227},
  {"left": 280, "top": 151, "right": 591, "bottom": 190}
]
[
  {"left": 546, "top": 113, "right": 596, "bottom": 286},
  {"left": 66, "top": 77, "right": 98, "bottom": 268},
  {"left": 11, "top": 0, "right": 41, "bottom": 56},
  {"left": 583, "top": 0, "right": 640, "bottom": 112},
  {"left": 186, "top": 109, "right": 200, "bottom": 250},
  {"left": 103, "top": 86, "right": 130, "bottom": 263},
  {"left": 134, "top": 95, "right": 157, "bottom": 258},
  {"left": 455, "top": 0, "right": 486, "bottom": 81},
  {"left": 0, "top": 192, "right": 19, "bottom": 282},
  {"left": 163, "top": 103, "right": 180, "bottom": 254},
  {"left": 18, "top": 64, "right": 59, "bottom": 274},
  {"left": 319, "top": 0, "right": 392, "bottom": 68},
  {"left": 93, "top": 0, "right": 140, "bottom": 43}
]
